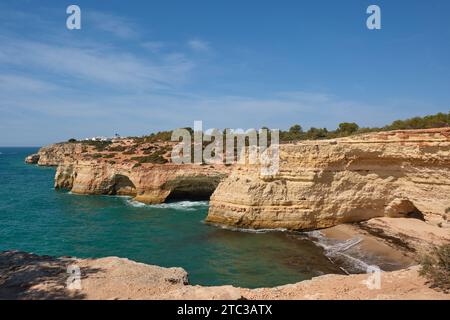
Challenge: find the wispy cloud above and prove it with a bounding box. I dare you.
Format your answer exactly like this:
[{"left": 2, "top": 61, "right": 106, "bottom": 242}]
[
  {"left": 86, "top": 11, "right": 139, "bottom": 39},
  {"left": 0, "top": 36, "right": 194, "bottom": 91},
  {"left": 0, "top": 74, "right": 58, "bottom": 93},
  {"left": 1, "top": 7, "right": 444, "bottom": 147},
  {"left": 188, "top": 39, "right": 211, "bottom": 52},
  {"left": 141, "top": 41, "right": 166, "bottom": 53}
]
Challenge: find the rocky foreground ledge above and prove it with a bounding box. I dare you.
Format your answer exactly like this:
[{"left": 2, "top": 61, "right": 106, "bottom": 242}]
[{"left": 0, "top": 250, "right": 447, "bottom": 300}]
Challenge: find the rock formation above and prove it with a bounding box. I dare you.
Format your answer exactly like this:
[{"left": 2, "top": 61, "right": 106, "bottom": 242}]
[
  {"left": 24, "top": 154, "right": 40, "bottom": 164},
  {"left": 36, "top": 143, "right": 84, "bottom": 166},
  {"left": 1, "top": 250, "right": 447, "bottom": 300},
  {"left": 18, "top": 129, "right": 450, "bottom": 300},
  {"left": 26, "top": 128, "right": 450, "bottom": 228},
  {"left": 55, "top": 161, "right": 228, "bottom": 204},
  {"left": 27, "top": 140, "right": 230, "bottom": 204},
  {"left": 207, "top": 128, "right": 450, "bottom": 230}
]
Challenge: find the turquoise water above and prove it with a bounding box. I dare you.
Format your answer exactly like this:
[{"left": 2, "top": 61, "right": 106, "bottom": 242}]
[{"left": 0, "top": 147, "right": 344, "bottom": 288}]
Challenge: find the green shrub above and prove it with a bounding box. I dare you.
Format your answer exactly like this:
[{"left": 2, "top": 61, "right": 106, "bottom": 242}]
[
  {"left": 123, "top": 147, "right": 137, "bottom": 155},
  {"left": 81, "top": 140, "right": 112, "bottom": 151},
  {"left": 277, "top": 111, "right": 449, "bottom": 142},
  {"left": 102, "top": 153, "right": 115, "bottom": 159},
  {"left": 108, "top": 145, "right": 126, "bottom": 152},
  {"left": 131, "top": 155, "right": 168, "bottom": 164},
  {"left": 130, "top": 147, "right": 169, "bottom": 164},
  {"left": 133, "top": 130, "right": 173, "bottom": 144},
  {"left": 419, "top": 244, "right": 450, "bottom": 293}
]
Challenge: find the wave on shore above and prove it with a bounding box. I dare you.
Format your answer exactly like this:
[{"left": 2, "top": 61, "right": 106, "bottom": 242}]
[
  {"left": 306, "top": 231, "right": 372, "bottom": 274},
  {"left": 206, "top": 222, "right": 288, "bottom": 234},
  {"left": 126, "top": 199, "right": 209, "bottom": 211}
]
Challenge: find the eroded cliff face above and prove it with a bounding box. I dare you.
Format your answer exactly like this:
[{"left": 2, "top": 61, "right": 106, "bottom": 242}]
[
  {"left": 207, "top": 128, "right": 450, "bottom": 230},
  {"left": 36, "top": 143, "right": 85, "bottom": 166},
  {"left": 28, "top": 140, "right": 231, "bottom": 204},
  {"left": 55, "top": 161, "right": 228, "bottom": 204}
]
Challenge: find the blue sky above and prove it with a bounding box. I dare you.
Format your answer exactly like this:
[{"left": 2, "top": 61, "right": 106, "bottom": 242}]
[{"left": 0, "top": 0, "right": 449, "bottom": 146}]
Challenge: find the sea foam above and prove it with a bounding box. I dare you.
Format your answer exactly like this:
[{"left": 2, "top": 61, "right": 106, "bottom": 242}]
[
  {"left": 306, "top": 231, "right": 372, "bottom": 274},
  {"left": 126, "top": 199, "right": 209, "bottom": 211}
]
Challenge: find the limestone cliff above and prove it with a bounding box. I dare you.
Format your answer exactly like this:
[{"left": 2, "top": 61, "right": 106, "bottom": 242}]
[
  {"left": 55, "top": 161, "right": 228, "bottom": 204},
  {"left": 36, "top": 143, "right": 84, "bottom": 166},
  {"left": 27, "top": 140, "right": 230, "bottom": 204},
  {"left": 207, "top": 128, "right": 450, "bottom": 230}
]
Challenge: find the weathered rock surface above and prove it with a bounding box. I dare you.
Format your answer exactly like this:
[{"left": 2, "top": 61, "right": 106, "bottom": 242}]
[
  {"left": 207, "top": 128, "right": 450, "bottom": 230},
  {"left": 55, "top": 161, "right": 228, "bottom": 204},
  {"left": 36, "top": 143, "right": 84, "bottom": 166},
  {"left": 241, "top": 265, "right": 448, "bottom": 300},
  {"left": 24, "top": 154, "right": 40, "bottom": 164},
  {"left": 357, "top": 217, "right": 450, "bottom": 254},
  {"left": 26, "top": 140, "right": 230, "bottom": 204},
  {"left": 0, "top": 251, "right": 189, "bottom": 299},
  {"left": 1, "top": 250, "right": 447, "bottom": 300},
  {"left": 27, "top": 128, "right": 450, "bottom": 225}
]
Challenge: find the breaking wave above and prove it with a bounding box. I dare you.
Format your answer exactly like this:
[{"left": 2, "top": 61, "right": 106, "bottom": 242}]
[
  {"left": 306, "top": 231, "right": 372, "bottom": 274},
  {"left": 126, "top": 199, "right": 209, "bottom": 211},
  {"left": 206, "top": 223, "right": 288, "bottom": 234}
]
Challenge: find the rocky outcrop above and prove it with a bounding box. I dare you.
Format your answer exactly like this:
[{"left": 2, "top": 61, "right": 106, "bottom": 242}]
[
  {"left": 24, "top": 154, "right": 40, "bottom": 164},
  {"left": 26, "top": 140, "right": 231, "bottom": 204},
  {"left": 55, "top": 161, "right": 228, "bottom": 204},
  {"left": 26, "top": 128, "right": 450, "bottom": 225},
  {"left": 26, "top": 143, "right": 84, "bottom": 166},
  {"left": 0, "top": 250, "right": 189, "bottom": 300},
  {"left": 207, "top": 128, "right": 450, "bottom": 230},
  {"left": 1, "top": 250, "right": 447, "bottom": 300}
]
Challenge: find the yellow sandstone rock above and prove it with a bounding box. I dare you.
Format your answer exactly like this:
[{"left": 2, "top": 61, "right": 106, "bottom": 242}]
[{"left": 207, "top": 128, "right": 450, "bottom": 230}]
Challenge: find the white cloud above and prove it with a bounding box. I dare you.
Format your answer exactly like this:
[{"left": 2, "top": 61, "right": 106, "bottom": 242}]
[
  {"left": 141, "top": 41, "right": 166, "bottom": 53},
  {"left": 86, "top": 11, "right": 139, "bottom": 39},
  {"left": 0, "top": 74, "right": 58, "bottom": 93},
  {"left": 188, "top": 39, "right": 211, "bottom": 52},
  {"left": 0, "top": 37, "right": 194, "bottom": 91}
]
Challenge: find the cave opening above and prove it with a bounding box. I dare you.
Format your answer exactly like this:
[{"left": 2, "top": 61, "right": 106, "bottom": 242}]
[
  {"left": 406, "top": 208, "right": 425, "bottom": 221},
  {"left": 165, "top": 188, "right": 214, "bottom": 202},
  {"left": 402, "top": 201, "right": 425, "bottom": 221},
  {"left": 163, "top": 176, "right": 221, "bottom": 202},
  {"left": 110, "top": 174, "right": 136, "bottom": 196},
  {"left": 389, "top": 199, "right": 425, "bottom": 221}
]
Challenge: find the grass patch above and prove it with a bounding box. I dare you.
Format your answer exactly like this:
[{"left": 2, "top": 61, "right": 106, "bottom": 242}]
[
  {"left": 107, "top": 145, "right": 126, "bottom": 152},
  {"left": 81, "top": 140, "right": 112, "bottom": 151},
  {"left": 131, "top": 154, "right": 168, "bottom": 164},
  {"left": 419, "top": 244, "right": 450, "bottom": 293},
  {"left": 102, "top": 153, "right": 115, "bottom": 159}
]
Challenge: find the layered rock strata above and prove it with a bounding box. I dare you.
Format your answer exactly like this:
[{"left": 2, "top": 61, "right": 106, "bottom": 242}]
[
  {"left": 55, "top": 161, "right": 228, "bottom": 204},
  {"left": 36, "top": 143, "right": 84, "bottom": 166},
  {"left": 26, "top": 140, "right": 230, "bottom": 204},
  {"left": 207, "top": 128, "right": 450, "bottom": 230}
]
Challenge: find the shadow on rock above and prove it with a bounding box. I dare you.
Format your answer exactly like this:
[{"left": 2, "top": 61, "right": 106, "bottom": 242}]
[{"left": 0, "top": 250, "right": 102, "bottom": 300}]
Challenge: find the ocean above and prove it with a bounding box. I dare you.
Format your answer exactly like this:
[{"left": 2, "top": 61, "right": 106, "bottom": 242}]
[{"left": 0, "top": 147, "right": 346, "bottom": 288}]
